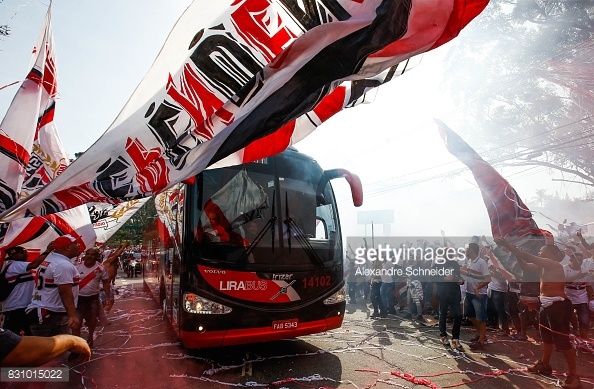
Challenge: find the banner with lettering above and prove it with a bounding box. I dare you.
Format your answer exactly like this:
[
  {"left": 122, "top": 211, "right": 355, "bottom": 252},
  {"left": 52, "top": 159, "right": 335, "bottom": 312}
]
[
  {"left": 89, "top": 198, "right": 149, "bottom": 245},
  {"left": 0, "top": 0, "right": 489, "bottom": 223}
]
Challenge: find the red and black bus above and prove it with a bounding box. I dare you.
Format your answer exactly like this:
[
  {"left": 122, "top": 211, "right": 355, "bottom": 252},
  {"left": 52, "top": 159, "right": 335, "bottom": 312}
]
[{"left": 144, "top": 147, "right": 362, "bottom": 348}]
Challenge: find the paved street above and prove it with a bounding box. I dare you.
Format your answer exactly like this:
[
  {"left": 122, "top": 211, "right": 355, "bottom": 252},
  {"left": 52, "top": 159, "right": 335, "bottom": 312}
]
[{"left": 3, "top": 270, "right": 594, "bottom": 389}]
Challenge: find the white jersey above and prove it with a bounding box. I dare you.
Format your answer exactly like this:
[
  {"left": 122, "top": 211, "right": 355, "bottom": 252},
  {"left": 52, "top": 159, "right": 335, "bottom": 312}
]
[
  {"left": 380, "top": 260, "right": 395, "bottom": 283},
  {"left": 582, "top": 258, "right": 594, "bottom": 283},
  {"left": 564, "top": 265, "right": 589, "bottom": 305},
  {"left": 77, "top": 262, "right": 108, "bottom": 296},
  {"left": 2, "top": 261, "right": 34, "bottom": 312},
  {"left": 27, "top": 252, "right": 80, "bottom": 313},
  {"left": 488, "top": 278, "right": 508, "bottom": 293},
  {"left": 464, "top": 257, "right": 490, "bottom": 295}
]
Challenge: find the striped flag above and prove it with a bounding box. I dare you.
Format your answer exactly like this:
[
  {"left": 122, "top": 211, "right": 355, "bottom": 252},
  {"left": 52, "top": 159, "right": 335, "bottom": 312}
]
[
  {"left": 0, "top": 0, "right": 489, "bottom": 222},
  {"left": 436, "top": 119, "right": 542, "bottom": 240},
  {"left": 0, "top": 7, "right": 96, "bottom": 265},
  {"left": 0, "top": 206, "right": 95, "bottom": 261},
  {"left": 0, "top": 8, "right": 58, "bottom": 218},
  {"left": 18, "top": 13, "right": 67, "bottom": 201},
  {"left": 436, "top": 119, "right": 551, "bottom": 279}
]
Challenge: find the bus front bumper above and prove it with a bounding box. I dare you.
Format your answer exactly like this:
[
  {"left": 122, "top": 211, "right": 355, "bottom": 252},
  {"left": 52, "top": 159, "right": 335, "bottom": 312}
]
[{"left": 180, "top": 313, "right": 343, "bottom": 348}]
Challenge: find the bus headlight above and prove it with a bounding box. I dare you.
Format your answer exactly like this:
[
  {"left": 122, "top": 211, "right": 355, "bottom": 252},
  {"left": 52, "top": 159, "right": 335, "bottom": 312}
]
[
  {"left": 323, "top": 286, "right": 346, "bottom": 305},
  {"left": 183, "top": 292, "right": 232, "bottom": 314}
]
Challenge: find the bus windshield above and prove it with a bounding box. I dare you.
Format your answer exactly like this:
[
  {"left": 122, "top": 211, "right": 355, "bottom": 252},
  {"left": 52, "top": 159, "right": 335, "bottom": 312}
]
[{"left": 188, "top": 154, "right": 342, "bottom": 268}]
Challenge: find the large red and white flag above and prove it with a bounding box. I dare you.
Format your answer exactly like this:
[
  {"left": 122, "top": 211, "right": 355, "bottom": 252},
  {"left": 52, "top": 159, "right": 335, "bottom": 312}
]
[
  {"left": 436, "top": 118, "right": 543, "bottom": 241},
  {"left": 0, "top": 7, "right": 96, "bottom": 263},
  {"left": 0, "top": 206, "right": 95, "bottom": 266},
  {"left": 17, "top": 9, "right": 67, "bottom": 200},
  {"left": 0, "top": 7, "right": 57, "bottom": 216},
  {"left": 0, "top": 0, "right": 489, "bottom": 222},
  {"left": 15, "top": 6, "right": 72, "bottom": 238},
  {"left": 436, "top": 119, "right": 554, "bottom": 283}
]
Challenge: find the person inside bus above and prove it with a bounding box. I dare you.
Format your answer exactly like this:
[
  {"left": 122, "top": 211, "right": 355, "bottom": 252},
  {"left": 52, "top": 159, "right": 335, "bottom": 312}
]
[
  {"left": 244, "top": 218, "right": 267, "bottom": 242},
  {"left": 195, "top": 200, "right": 249, "bottom": 247}
]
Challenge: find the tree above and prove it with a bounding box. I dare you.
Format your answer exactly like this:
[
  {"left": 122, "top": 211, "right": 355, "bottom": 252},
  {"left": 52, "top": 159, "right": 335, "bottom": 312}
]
[
  {"left": 441, "top": 0, "right": 594, "bottom": 188},
  {"left": 534, "top": 188, "right": 548, "bottom": 207}
]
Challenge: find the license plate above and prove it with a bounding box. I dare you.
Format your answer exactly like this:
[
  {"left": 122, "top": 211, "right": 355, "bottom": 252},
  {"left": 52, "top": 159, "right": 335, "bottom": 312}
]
[{"left": 272, "top": 318, "right": 299, "bottom": 331}]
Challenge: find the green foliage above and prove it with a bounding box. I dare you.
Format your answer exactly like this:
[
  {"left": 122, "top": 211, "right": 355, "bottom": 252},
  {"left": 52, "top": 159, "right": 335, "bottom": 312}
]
[{"left": 442, "top": 0, "right": 594, "bottom": 187}]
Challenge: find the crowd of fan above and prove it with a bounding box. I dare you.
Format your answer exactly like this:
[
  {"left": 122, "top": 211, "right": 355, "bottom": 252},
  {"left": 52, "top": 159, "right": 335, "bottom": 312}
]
[
  {"left": 345, "top": 227, "right": 594, "bottom": 389},
  {"left": 0, "top": 237, "right": 131, "bottom": 366}
]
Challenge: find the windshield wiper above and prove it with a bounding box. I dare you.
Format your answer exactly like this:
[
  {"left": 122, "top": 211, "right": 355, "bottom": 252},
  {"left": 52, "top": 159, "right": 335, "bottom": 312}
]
[
  {"left": 238, "top": 190, "right": 276, "bottom": 264},
  {"left": 285, "top": 192, "right": 292, "bottom": 251},
  {"left": 284, "top": 192, "right": 324, "bottom": 268},
  {"left": 271, "top": 190, "right": 276, "bottom": 253}
]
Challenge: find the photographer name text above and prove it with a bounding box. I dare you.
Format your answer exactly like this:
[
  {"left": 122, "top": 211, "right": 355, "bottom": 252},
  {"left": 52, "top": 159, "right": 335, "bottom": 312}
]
[{"left": 355, "top": 266, "right": 454, "bottom": 277}]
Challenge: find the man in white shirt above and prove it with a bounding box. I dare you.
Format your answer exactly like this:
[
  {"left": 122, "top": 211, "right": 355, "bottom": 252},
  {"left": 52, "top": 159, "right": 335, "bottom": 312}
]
[
  {"left": 74, "top": 247, "right": 111, "bottom": 348},
  {"left": 461, "top": 242, "right": 491, "bottom": 349},
  {"left": 380, "top": 259, "right": 396, "bottom": 315},
  {"left": 560, "top": 244, "right": 577, "bottom": 267},
  {"left": 563, "top": 253, "right": 592, "bottom": 339},
  {"left": 487, "top": 261, "right": 510, "bottom": 335},
  {"left": 576, "top": 230, "right": 594, "bottom": 282},
  {"left": 26, "top": 235, "right": 82, "bottom": 337},
  {"left": 1, "top": 246, "right": 50, "bottom": 335}
]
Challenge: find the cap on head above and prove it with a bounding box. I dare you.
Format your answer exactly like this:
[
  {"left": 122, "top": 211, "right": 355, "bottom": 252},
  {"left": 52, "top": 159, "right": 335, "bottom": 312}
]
[{"left": 52, "top": 234, "right": 77, "bottom": 249}]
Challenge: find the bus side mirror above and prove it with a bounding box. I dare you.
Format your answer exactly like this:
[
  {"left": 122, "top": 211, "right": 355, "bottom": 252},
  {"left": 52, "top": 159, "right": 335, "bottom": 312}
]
[{"left": 318, "top": 169, "right": 363, "bottom": 207}]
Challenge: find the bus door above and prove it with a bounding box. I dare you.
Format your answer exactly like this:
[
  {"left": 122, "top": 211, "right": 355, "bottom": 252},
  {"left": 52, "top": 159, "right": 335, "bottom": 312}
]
[{"left": 157, "top": 184, "right": 185, "bottom": 328}]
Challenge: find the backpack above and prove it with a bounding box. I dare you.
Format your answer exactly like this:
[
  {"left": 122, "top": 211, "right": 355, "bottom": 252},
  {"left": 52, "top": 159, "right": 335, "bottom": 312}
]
[{"left": 0, "top": 261, "right": 15, "bottom": 302}]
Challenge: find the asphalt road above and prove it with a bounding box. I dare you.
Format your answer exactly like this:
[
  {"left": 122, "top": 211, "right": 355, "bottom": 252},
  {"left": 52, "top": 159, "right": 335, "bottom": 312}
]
[{"left": 3, "top": 270, "right": 594, "bottom": 389}]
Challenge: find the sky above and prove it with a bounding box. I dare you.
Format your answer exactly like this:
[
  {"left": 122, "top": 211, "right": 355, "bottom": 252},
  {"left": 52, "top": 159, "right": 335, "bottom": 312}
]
[{"left": 1, "top": 0, "right": 591, "bottom": 240}]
